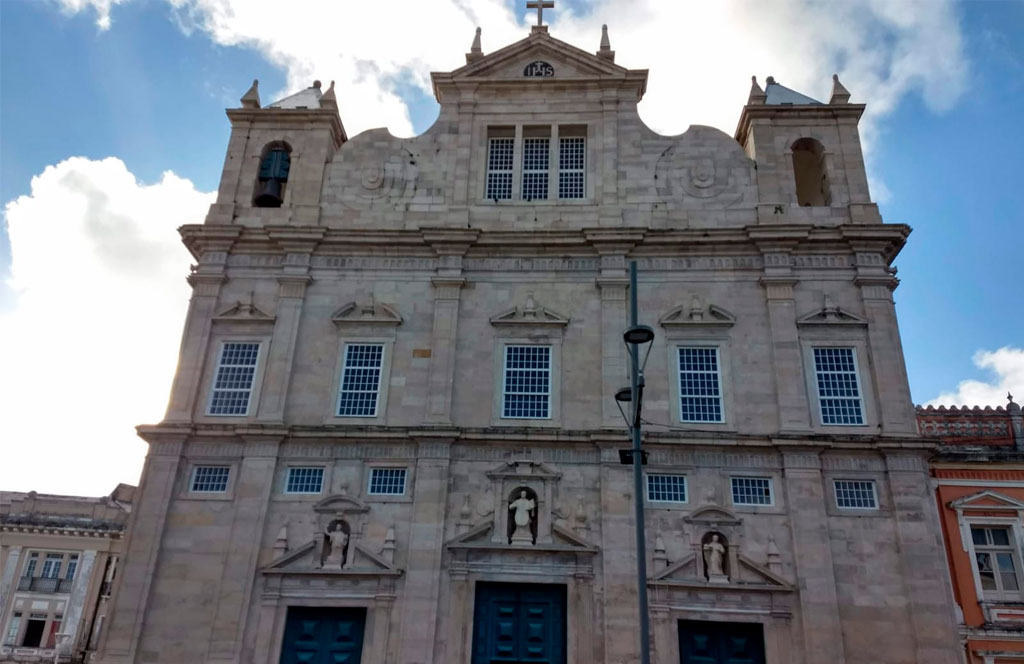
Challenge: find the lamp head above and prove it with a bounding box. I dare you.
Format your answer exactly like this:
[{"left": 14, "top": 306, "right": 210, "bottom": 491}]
[
  {"left": 614, "top": 387, "right": 633, "bottom": 403},
  {"left": 623, "top": 324, "right": 655, "bottom": 345}
]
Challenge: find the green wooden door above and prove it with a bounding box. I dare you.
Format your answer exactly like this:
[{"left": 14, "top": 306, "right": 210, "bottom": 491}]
[
  {"left": 279, "top": 607, "right": 366, "bottom": 664},
  {"left": 678, "top": 620, "right": 765, "bottom": 664},
  {"left": 471, "top": 582, "right": 566, "bottom": 664}
]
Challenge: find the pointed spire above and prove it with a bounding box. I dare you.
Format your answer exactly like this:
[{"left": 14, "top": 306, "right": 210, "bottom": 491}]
[
  {"left": 240, "top": 78, "right": 261, "bottom": 109},
  {"left": 829, "top": 73, "right": 851, "bottom": 104},
  {"left": 747, "top": 76, "right": 766, "bottom": 105},
  {"left": 466, "top": 26, "right": 483, "bottom": 63},
  {"left": 597, "top": 24, "right": 615, "bottom": 61},
  {"left": 321, "top": 80, "right": 338, "bottom": 110}
]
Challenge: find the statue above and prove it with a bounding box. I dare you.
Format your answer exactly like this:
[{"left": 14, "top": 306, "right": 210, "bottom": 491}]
[
  {"left": 703, "top": 533, "right": 727, "bottom": 582},
  {"left": 508, "top": 490, "right": 536, "bottom": 544},
  {"left": 322, "top": 521, "right": 350, "bottom": 568}
]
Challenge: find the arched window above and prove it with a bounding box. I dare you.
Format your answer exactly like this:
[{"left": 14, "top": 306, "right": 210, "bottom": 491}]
[
  {"left": 791, "top": 137, "right": 831, "bottom": 207},
  {"left": 254, "top": 143, "right": 291, "bottom": 208}
]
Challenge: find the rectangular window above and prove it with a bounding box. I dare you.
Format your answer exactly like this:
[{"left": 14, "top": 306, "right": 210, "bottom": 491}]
[
  {"left": 677, "top": 347, "right": 723, "bottom": 423},
  {"left": 813, "top": 347, "right": 864, "bottom": 425},
  {"left": 647, "top": 474, "right": 687, "bottom": 503},
  {"left": 191, "top": 465, "right": 230, "bottom": 493},
  {"left": 41, "top": 554, "right": 62, "bottom": 579},
  {"left": 208, "top": 342, "right": 260, "bottom": 416},
  {"left": 731, "top": 477, "right": 773, "bottom": 506},
  {"left": 558, "top": 136, "right": 585, "bottom": 199},
  {"left": 337, "top": 343, "right": 384, "bottom": 417},
  {"left": 65, "top": 555, "right": 78, "bottom": 581},
  {"left": 4, "top": 613, "right": 20, "bottom": 646},
  {"left": 972, "top": 526, "right": 1021, "bottom": 595},
  {"left": 486, "top": 137, "right": 514, "bottom": 200},
  {"left": 834, "top": 479, "right": 877, "bottom": 509},
  {"left": 368, "top": 468, "right": 407, "bottom": 496},
  {"left": 23, "top": 555, "right": 37, "bottom": 578},
  {"left": 521, "top": 137, "right": 549, "bottom": 200},
  {"left": 285, "top": 467, "right": 324, "bottom": 494},
  {"left": 502, "top": 345, "right": 551, "bottom": 419}
]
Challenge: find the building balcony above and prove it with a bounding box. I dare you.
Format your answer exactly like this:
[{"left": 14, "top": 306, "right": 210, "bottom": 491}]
[{"left": 16, "top": 576, "right": 72, "bottom": 593}]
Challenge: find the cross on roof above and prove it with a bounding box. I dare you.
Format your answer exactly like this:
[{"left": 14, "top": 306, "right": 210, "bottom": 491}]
[{"left": 527, "top": 0, "right": 554, "bottom": 26}]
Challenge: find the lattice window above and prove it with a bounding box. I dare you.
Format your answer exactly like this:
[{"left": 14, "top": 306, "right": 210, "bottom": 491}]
[
  {"left": 834, "top": 479, "right": 877, "bottom": 509},
  {"left": 502, "top": 345, "right": 551, "bottom": 419},
  {"left": 337, "top": 344, "right": 384, "bottom": 417},
  {"left": 285, "top": 467, "right": 324, "bottom": 494},
  {"left": 208, "top": 342, "right": 260, "bottom": 416},
  {"left": 40, "top": 554, "right": 62, "bottom": 579},
  {"left": 558, "top": 136, "right": 585, "bottom": 199},
  {"left": 813, "top": 347, "right": 864, "bottom": 425},
  {"left": 678, "top": 347, "right": 723, "bottom": 422},
  {"left": 486, "top": 137, "right": 514, "bottom": 200},
  {"left": 65, "top": 555, "right": 78, "bottom": 581},
  {"left": 521, "top": 137, "right": 549, "bottom": 200},
  {"left": 731, "top": 477, "right": 773, "bottom": 506},
  {"left": 22, "top": 555, "right": 37, "bottom": 578},
  {"left": 647, "top": 474, "right": 687, "bottom": 502},
  {"left": 368, "top": 467, "right": 407, "bottom": 495},
  {"left": 191, "top": 466, "right": 230, "bottom": 493},
  {"left": 972, "top": 526, "right": 1022, "bottom": 596}
]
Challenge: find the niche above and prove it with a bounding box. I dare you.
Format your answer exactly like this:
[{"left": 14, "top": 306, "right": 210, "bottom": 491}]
[
  {"left": 791, "top": 137, "right": 831, "bottom": 207},
  {"left": 506, "top": 486, "right": 539, "bottom": 545}
]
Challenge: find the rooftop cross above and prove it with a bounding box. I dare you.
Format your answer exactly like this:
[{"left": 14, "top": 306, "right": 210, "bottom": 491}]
[{"left": 527, "top": 0, "right": 554, "bottom": 26}]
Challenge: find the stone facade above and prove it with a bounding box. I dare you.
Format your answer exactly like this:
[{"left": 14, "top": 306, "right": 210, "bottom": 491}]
[
  {"left": 923, "top": 397, "right": 1024, "bottom": 664},
  {"left": 0, "top": 485, "right": 133, "bottom": 663},
  {"left": 94, "top": 21, "right": 959, "bottom": 664}
]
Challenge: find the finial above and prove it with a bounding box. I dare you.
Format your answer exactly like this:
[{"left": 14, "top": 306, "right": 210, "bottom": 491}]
[
  {"left": 597, "top": 24, "right": 615, "bottom": 61},
  {"left": 240, "top": 78, "right": 260, "bottom": 109},
  {"left": 829, "top": 73, "right": 851, "bottom": 104},
  {"left": 313, "top": 80, "right": 322, "bottom": 89},
  {"left": 321, "top": 80, "right": 338, "bottom": 110},
  {"left": 466, "top": 26, "right": 484, "bottom": 63},
  {"left": 747, "top": 75, "right": 766, "bottom": 105},
  {"left": 766, "top": 75, "right": 776, "bottom": 85}
]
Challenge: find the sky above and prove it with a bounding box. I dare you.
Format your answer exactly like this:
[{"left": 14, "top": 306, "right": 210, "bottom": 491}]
[{"left": 1, "top": 0, "right": 1022, "bottom": 496}]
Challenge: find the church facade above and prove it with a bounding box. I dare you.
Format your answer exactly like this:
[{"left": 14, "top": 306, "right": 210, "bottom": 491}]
[{"left": 95, "top": 17, "right": 959, "bottom": 664}]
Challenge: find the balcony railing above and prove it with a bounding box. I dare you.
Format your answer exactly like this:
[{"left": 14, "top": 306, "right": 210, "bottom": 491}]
[{"left": 16, "top": 576, "right": 72, "bottom": 593}]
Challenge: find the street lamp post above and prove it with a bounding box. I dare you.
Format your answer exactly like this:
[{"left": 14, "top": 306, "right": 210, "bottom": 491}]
[{"left": 616, "top": 260, "right": 653, "bottom": 664}]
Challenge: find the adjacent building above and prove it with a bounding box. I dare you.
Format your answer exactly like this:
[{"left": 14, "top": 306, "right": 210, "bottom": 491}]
[
  {"left": 922, "top": 396, "right": 1024, "bottom": 664},
  {"left": 0, "top": 485, "right": 133, "bottom": 663},
  {"left": 94, "top": 14, "right": 960, "bottom": 664}
]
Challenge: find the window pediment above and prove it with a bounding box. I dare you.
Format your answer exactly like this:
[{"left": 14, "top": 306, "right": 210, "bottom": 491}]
[
  {"left": 490, "top": 293, "right": 568, "bottom": 328},
  {"left": 659, "top": 296, "right": 736, "bottom": 328},
  {"left": 213, "top": 297, "right": 275, "bottom": 323},
  {"left": 797, "top": 295, "right": 867, "bottom": 326},
  {"left": 950, "top": 490, "right": 1024, "bottom": 512},
  {"left": 330, "top": 300, "right": 402, "bottom": 327}
]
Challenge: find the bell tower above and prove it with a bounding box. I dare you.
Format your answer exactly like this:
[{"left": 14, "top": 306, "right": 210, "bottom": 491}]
[{"left": 204, "top": 79, "right": 347, "bottom": 227}]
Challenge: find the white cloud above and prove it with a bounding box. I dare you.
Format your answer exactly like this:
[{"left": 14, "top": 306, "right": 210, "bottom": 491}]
[
  {"left": 0, "top": 157, "right": 213, "bottom": 495},
  {"left": 54, "top": 0, "right": 128, "bottom": 30},
  {"left": 927, "top": 347, "right": 1024, "bottom": 408}
]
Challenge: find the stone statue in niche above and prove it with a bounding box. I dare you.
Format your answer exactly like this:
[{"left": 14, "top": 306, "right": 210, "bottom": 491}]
[
  {"left": 319, "top": 520, "right": 351, "bottom": 569},
  {"left": 702, "top": 532, "right": 728, "bottom": 583},
  {"left": 508, "top": 489, "right": 537, "bottom": 545}
]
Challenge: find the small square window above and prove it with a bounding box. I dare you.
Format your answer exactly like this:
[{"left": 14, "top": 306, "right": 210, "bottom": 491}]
[
  {"left": 208, "top": 342, "right": 260, "bottom": 416},
  {"left": 368, "top": 468, "right": 407, "bottom": 495},
  {"left": 646, "top": 474, "right": 687, "bottom": 503},
  {"left": 731, "top": 477, "right": 773, "bottom": 506},
  {"left": 337, "top": 344, "right": 384, "bottom": 417},
  {"left": 834, "top": 479, "right": 877, "bottom": 509},
  {"left": 191, "top": 466, "right": 231, "bottom": 493},
  {"left": 285, "top": 467, "right": 324, "bottom": 494},
  {"left": 813, "top": 347, "right": 864, "bottom": 425},
  {"left": 502, "top": 345, "right": 551, "bottom": 419}
]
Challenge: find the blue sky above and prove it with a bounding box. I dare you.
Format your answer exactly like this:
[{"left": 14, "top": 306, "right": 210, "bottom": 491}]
[{"left": 1, "top": 0, "right": 1021, "bottom": 494}]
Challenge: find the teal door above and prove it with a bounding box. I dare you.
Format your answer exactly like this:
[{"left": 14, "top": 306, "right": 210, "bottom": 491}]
[
  {"left": 471, "top": 582, "right": 566, "bottom": 664},
  {"left": 678, "top": 620, "right": 764, "bottom": 664},
  {"left": 279, "top": 607, "right": 366, "bottom": 664}
]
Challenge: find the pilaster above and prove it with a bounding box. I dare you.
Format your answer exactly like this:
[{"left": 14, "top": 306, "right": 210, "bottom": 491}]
[
  {"left": 760, "top": 245, "right": 810, "bottom": 432},
  {"left": 0, "top": 545, "right": 22, "bottom": 619},
  {"left": 61, "top": 549, "right": 97, "bottom": 655}
]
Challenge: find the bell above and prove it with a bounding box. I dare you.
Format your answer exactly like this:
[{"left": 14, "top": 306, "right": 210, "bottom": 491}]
[{"left": 254, "top": 178, "right": 283, "bottom": 207}]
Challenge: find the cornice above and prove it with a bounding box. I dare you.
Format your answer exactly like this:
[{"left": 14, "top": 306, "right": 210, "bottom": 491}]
[{"left": 734, "top": 103, "right": 866, "bottom": 146}]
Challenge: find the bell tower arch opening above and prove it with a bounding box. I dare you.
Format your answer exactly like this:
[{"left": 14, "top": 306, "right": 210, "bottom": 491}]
[
  {"left": 791, "top": 137, "right": 831, "bottom": 206},
  {"left": 253, "top": 141, "right": 291, "bottom": 208}
]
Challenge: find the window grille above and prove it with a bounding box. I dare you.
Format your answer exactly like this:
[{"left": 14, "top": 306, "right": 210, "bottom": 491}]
[
  {"left": 41, "top": 554, "right": 62, "bottom": 579},
  {"left": 972, "top": 525, "right": 1022, "bottom": 595},
  {"left": 731, "top": 477, "right": 773, "bottom": 505},
  {"left": 646, "top": 474, "right": 687, "bottom": 502},
  {"left": 677, "top": 347, "right": 723, "bottom": 422},
  {"left": 368, "top": 468, "right": 407, "bottom": 495},
  {"left": 834, "top": 479, "right": 877, "bottom": 509},
  {"left": 337, "top": 344, "right": 384, "bottom": 417},
  {"left": 191, "top": 466, "right": 230, "bottom": 493},
  {"left": 502, "top": 346, "right": 551, "bottom": 419},
  {"left": 285, "top": 467, "right": 324, "bottom": 494},
  {"left": 209, "top": 342, "right": 260, "bottom": 415},
  {"left": 558, "top": 137, "right": 585, "bottom": 199},
  {"left": 521, "top": 137, "right": 549, "bottom": 200},
  {"left": 813, "top": 347, "right": 864, "bottom": 425},
  {"left": 486, "top": 137, "right": 514, "bottom": 200}
]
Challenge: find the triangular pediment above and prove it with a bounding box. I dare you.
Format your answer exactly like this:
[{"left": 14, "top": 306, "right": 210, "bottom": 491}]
[
  {"left": 650, "top": 552, "right": 791, "bottom": 590},
  {"left": 313, "top": 494, "right": 370, "bottom": 515},
  {"left": 797, "top": 295, "right": 867, "bottom": 326},
  {"left": 950, "top": 490, "right": 1024, "bottom": 511},
  {"left": 330, "top": 301, "right": 402, "bottom": 327},
  {"left": 450, "top": 31, "right": 628, "bottom": 80},
  {"left": 262, "top": 539, "right": 401, "bottom": 576},
  {"left": 444, "top": 518, "right": 597, "bottom": 553},
  {"left": 683, "top": 505, "right": 743, "bottom": 527},
  {"left": 660, "top": 298, "right": 736, "bottom": 328},
  {"left": 213, "top": 298, "right": 275, "bottom": 323},
  {"left": 490, "top": 294, "right": 568, "bottom": 328},
  {"left": 485, "top": 459, "right": 562, "bottom": 480}
]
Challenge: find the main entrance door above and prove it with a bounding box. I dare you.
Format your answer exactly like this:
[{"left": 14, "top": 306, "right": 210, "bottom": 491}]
[
  {"left": 678, "top": 620, "right": 765, "bottom": 664},
  {"left": 279, "top": 606, "right": 366, "bottom": 664},
  {"left": 471, "top": 582, "right": 567, "bottom": 664}
]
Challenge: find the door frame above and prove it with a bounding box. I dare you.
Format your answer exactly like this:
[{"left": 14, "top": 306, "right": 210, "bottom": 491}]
[
  {"left": 278, "top": 606, "right": 368, "bottom": 664},
  {"left": 651, "top": 609, "right": 794, "bottom": 664},
  {"left": 470, "top": 581, "right": 568, "bottom": 664}
]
